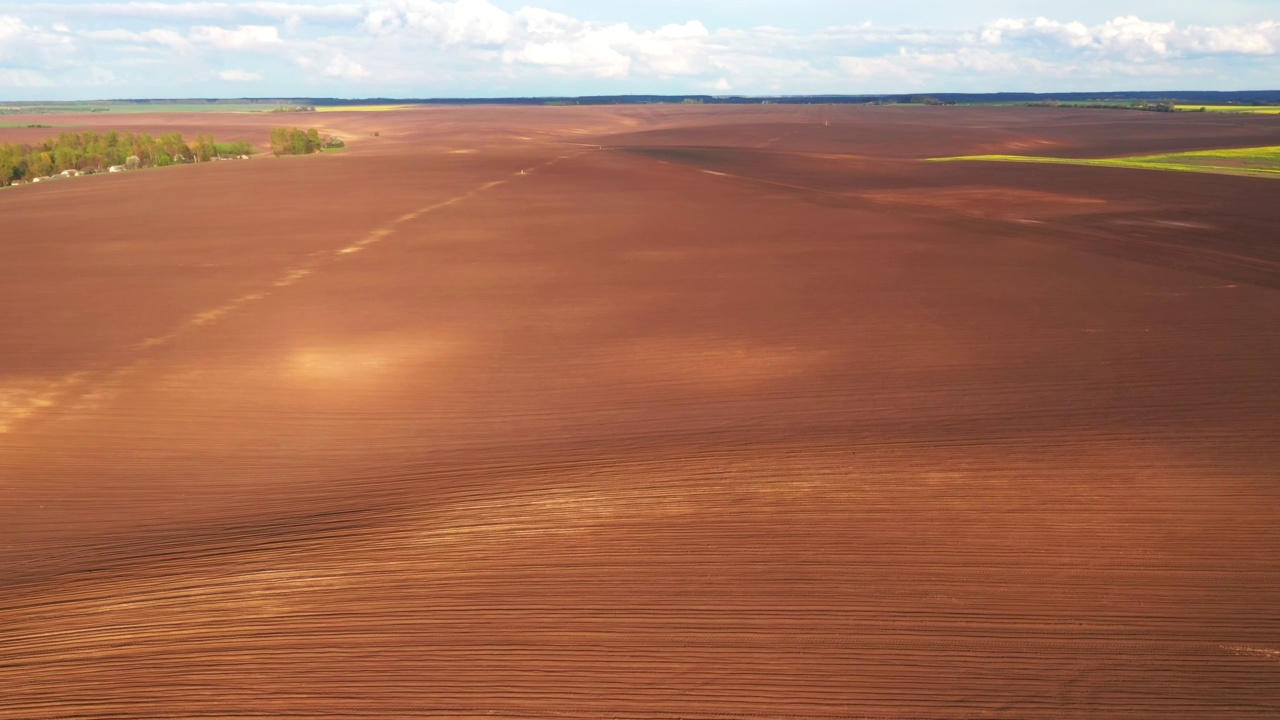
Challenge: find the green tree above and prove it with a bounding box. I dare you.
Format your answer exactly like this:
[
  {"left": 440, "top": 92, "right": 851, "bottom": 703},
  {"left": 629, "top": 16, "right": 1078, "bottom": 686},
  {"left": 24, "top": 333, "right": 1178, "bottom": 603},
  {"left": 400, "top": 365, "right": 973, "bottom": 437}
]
[
  {"left": 32, "top": 151, "right": 54, "bottom": 177},
  {"left": 159, "top": 132, "right": 191, "bottom": 162},
  {"left": 53, "top": 146, "right": 79, "bottom": 171},
  {"left": 289, "top": 128, "right": 308, "bottom": 155},
  {"left": 269, "top": 127, "right": 288, "bottom": 156},
  {"left": 193, "top": 134, "right": 212, "bottom": 162},
  {"left": 0, "top": 146, "right": 19, "bottom": 185},
  {"left": 271, "top": 126, "right": 326, "bottom": 156},
  {"left": 0, "top": 128, "right": 251, "bottom": 183}
]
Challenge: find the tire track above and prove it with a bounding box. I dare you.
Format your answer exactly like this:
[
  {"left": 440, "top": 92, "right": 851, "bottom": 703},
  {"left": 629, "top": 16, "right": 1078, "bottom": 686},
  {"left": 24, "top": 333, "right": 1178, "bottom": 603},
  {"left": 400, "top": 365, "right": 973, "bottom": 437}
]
[{"left": 0, "top": 153, "right": 580, "bottom": 440}]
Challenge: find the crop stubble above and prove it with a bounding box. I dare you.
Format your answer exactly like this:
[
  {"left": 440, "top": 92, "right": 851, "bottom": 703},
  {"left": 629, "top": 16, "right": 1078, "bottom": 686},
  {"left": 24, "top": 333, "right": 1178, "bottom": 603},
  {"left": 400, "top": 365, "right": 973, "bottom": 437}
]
[{"left": 2, "top": 105, "right": 1279, "bottom": 718}]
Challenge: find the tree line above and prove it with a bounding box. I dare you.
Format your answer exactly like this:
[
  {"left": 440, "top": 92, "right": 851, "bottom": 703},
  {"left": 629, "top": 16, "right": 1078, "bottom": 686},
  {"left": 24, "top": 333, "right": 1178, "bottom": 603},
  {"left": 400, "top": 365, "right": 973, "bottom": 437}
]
[
  {"left": 270, "top": 127, "right": 344, "bottom": 156},
  {"left": 1024, "top": 100, "right": 1179, "bottom": 112},
  {"left": 0, "top": 130, "right": 253, "bottom": 186}
]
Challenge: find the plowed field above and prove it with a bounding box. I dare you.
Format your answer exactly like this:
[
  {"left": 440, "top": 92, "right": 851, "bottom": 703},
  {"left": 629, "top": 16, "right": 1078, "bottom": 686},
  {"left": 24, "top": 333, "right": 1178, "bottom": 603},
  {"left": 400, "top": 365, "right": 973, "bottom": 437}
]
[{"left": 3, "top": 105, "right": 1279, "bottom": 719}]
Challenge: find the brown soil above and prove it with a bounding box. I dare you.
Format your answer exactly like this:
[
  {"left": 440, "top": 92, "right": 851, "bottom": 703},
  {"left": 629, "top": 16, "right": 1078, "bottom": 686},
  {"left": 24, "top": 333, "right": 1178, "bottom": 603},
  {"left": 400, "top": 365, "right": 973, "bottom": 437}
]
[{"left": 2, "top": 105, "right": 1279, "bottom": 719}]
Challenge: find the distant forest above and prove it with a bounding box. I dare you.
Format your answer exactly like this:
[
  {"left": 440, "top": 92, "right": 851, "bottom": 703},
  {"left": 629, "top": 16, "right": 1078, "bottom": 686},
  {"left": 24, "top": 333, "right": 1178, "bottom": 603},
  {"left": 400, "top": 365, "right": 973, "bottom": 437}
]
[
  {"left": 302, "top": 90, "right": 1280, "bottom": 107},
  {"left": 0, "top": 131, "right": 252, "bottom": 186},
  {"left": 6, "top": 90, "right": 1279, "bottom": 113}
]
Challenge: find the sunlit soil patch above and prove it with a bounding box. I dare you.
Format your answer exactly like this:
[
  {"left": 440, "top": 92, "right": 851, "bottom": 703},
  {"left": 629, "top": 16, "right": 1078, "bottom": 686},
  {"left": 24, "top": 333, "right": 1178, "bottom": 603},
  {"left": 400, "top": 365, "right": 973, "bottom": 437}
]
[
  {"left": 282, "top": 336, "right": 464, "bottom": 388},
  {"left": 928, "top": 146, "right": 1280, "bottom": 178},
  {"left": 0, "top": 374, "right": 89, "bottom": 434}
]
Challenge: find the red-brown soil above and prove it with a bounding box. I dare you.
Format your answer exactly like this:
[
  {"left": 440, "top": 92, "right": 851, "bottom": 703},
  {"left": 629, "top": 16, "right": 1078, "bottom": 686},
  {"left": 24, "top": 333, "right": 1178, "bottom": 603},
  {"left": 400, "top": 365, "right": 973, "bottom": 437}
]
[{"left": 2, "top": 105, "right": 1279, "bottom": 719}]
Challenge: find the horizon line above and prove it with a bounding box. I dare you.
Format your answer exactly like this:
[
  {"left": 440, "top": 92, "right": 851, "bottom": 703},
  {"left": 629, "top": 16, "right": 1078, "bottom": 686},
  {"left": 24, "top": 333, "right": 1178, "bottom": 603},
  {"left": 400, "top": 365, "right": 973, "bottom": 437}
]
[{"left": 6, "top": 89, "right": 1280, "bottom": 105}]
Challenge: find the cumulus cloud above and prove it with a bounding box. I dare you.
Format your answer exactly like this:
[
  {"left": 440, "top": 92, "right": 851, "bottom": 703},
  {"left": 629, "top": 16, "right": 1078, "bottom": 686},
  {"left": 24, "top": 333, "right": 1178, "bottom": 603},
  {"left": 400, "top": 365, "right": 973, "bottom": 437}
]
[
  {"left": 499, "top": 16, "right": 635, "bottom": 78},
  {"left": 239, "top": 2, "right": 365, "bottom": 24},
  {"left": 0, "top": 14, "right": 26, "bottom": 39},
  {"left": 216, "top": 69, "right": 264, "bottom": 81},
  {"left": 0, "top": 14, "right": 78, "bottom": 70},
  {"left": 28, "top": 2, "right": 237, "bottom": 21},
  {"left": 3, "top": 4, "right": 1279, "bottom": 97},
  {"left": 981, "top": 16, "right": 1279, "bottom": 58},
  {"left": 84, "top": 27, "right": 187, "bottom": 47},
  {"left": 363, "top": 0, "right": 513, "bottom": 44},
  {"left": 0, "top": 68, "right": 56, "bottom": 87},
  {"left": 26, "top": 2, "right": 364, "bottom": 23},
  {"left": 360, "top": 2, "right": 714, "bottom": 79},
  {"left": 324, "top": 54, "right": 369, "bottom": 79},
  {"left": 190, "top": 24, "right": 282, "bottom": 50}
]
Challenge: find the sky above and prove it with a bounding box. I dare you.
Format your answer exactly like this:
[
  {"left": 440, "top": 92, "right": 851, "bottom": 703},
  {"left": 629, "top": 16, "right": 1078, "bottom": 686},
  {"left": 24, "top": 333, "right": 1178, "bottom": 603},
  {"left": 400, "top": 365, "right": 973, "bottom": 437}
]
[{"left": 1, "top": 1, "right": 1278, "bottom": 99}]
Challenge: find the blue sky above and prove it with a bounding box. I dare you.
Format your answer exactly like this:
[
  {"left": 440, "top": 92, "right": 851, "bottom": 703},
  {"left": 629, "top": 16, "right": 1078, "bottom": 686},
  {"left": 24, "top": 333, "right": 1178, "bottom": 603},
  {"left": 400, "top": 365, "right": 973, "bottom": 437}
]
[{"left": 2, "top": 1, "right": 1278, "bottom": 99}]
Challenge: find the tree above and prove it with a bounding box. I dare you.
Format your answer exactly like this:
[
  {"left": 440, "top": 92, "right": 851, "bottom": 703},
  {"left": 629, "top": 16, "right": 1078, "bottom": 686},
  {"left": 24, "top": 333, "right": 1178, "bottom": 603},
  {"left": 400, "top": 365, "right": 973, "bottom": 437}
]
[
  {"left": 271, "top": 127, "right": 325, "bottom": 156},
  {"left": 0, "top": 146, "right": 20, "bottom": 185},
  {"left": 32, "top": 152, "right": 54, "bottom": 177},
  {"left": 53, "top": 146, "right": 79, "bottom": 172},
  {"left": 193, "top": 134, "right": 213, "bottom": 162},
  {"left": 159, "top": 132, "right": 191, "bottom": 162},
  {"left": 289, "top": 128, "right": 309, "bottom": 155},
  {"left": 0, "top": 129, "right": 241, "bottom": 184},
  {"left": 269, "top": 127, "right": 289, "bottom": 156}
]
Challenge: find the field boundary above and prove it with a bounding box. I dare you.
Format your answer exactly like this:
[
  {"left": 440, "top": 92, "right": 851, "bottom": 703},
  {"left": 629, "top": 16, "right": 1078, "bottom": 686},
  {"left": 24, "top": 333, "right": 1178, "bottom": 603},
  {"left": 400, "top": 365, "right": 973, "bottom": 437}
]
[{"left": 928, "top": 146, "right": 1280, "bottom": 179}]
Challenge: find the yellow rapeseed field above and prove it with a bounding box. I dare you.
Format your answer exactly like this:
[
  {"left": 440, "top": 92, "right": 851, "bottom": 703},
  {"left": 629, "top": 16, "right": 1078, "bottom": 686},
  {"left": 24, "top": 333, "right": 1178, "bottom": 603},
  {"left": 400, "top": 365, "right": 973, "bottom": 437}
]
[{"left": 1174, "top": 105, "right": 1280, "bottom": 114}]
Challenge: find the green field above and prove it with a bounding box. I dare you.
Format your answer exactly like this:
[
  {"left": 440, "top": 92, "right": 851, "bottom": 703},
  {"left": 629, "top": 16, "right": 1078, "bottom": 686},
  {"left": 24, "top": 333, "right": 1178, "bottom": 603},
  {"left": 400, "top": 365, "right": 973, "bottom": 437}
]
[
  {"left": 1, "top": 102, "right": 306, "bottom": 115},
  {"left": 0, "top": 105, "right": 109, "bottom": 115},
  {"left": 928, "top": 146, "right": 1280, "bottom": 179},
  {"left": 97, "top": 102, "right": 272, "bottom": 114}
]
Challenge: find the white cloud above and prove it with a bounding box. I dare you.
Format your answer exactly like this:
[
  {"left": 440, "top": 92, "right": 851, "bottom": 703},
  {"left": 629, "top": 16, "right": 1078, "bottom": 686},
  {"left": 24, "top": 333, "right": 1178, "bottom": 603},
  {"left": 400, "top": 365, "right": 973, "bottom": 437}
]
[
  {"left": 89, "top": 66, "right": 118, "bottom": 84},
  {"left": 324, "top": 54, "right": 369, "bottom": 79},
  {"left": 838, "top": 54, "right": 913, "bottom": 81},
  {"left": 0, "top": 14, "right": 78, "bottom": 69},
  {"left": 1181, "top": 20, "right": 1277, "bottom": 55},
  {"left": 363, "top": 0, "right": 513, "bottom": 45},
  {"left": 502, "top": 22, "right": 633, "bottom": 78},
  {"left": 983, "top": 15, "right": 1279, "bottom": 58},
  {"left": 84, "top": 28, "right": 187, "bottom": 47},
  {"left": 216, "top": 69, "right": 264, "bottom": 81},
  {"left": 348, "top": 2, "right": 718, "bottom": 81},
  {"left": 0, "top": 14, "right": 26, "bottom": 39},
  {"left": 2, "top": 5, "right": 1279, "bottom": 97},
  {"left": 624, "top": 21, "right": 710, "bottom": 75},
  {"left": 239, "top": 2, "right": 365, "bottom": 24},
  {"left": 190, "top": 24, "right": 282, "bottom": 50},
  {"left": 29, "top": 2, "right": 237, "bottom": 21},
  {"left": 0, "top": 68, "right": 55, "bottom": 87}
]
